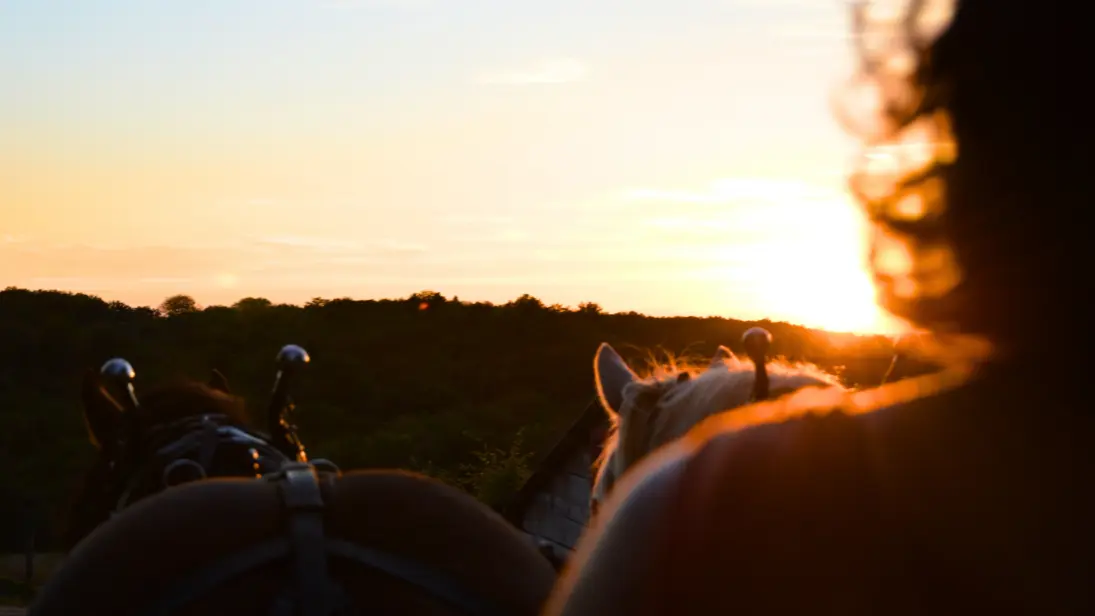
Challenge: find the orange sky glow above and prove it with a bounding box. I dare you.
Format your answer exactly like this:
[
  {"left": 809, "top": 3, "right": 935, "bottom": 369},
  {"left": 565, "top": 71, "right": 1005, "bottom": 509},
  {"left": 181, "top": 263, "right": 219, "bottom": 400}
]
[{"left": 1, "top": 0, "right": 906, "bottom": 336}]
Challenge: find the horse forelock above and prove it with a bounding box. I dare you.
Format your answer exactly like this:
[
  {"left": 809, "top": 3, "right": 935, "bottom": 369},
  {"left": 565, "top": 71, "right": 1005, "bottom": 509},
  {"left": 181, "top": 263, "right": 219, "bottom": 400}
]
[{"left": 591, "top": 356, "right": 842, "bottom": 506}]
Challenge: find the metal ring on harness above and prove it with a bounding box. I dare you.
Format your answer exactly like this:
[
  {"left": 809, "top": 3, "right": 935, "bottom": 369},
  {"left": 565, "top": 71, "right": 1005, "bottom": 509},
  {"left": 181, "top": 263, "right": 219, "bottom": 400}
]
[{"left": 161, "top": 459, "right": 208, "bottom": 487}]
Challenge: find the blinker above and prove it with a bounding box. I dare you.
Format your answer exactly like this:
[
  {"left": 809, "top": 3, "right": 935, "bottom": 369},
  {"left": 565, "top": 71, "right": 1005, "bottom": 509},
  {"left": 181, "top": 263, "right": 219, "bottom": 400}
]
[{"left": 100, "top": 357, "right": 140, "bottom": 413}]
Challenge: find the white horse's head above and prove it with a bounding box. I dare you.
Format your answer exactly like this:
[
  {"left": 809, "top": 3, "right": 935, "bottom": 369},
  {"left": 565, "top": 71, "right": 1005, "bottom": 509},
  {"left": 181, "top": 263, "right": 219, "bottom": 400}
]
[{"left": 589, "top": 336, "right": 844, "bottom": 515}]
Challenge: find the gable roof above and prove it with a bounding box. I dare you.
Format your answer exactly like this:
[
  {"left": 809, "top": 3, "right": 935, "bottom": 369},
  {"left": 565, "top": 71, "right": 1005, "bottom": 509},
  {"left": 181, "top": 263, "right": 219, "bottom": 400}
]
[{"left": 503, "top": 398, "right": 608, "bottom": 528}]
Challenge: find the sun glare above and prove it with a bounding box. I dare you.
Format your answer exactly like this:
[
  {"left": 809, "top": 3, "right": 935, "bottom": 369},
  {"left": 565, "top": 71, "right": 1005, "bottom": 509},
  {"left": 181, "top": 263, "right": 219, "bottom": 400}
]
[
  {"left": 727, "top": 259, "right": 898, "bottom": 335},
  {"left": 695, "top": 181, "right": 905, "bottom": 336},
  {"left": 213, "top": 272, "right": 239, "bottom": 289}
]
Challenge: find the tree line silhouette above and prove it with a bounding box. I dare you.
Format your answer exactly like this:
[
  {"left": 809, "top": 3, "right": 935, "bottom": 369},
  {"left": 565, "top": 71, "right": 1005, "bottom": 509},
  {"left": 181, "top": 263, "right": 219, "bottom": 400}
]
[{"left": 0, "top": 286, "right": 923, "bottom": 551}]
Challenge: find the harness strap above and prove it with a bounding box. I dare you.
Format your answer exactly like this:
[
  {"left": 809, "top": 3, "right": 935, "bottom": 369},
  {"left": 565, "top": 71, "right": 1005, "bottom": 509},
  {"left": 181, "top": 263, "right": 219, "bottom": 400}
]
[
  {"left": 140, "top": 538, "right": 291, "bottom": 616},
  {"left": 197, "top": 416, "right": 221, "bottom": 470},
  {"left": 138, "top": 537, "right": 506, "bottom": 616},
  {"left": 277, "top": 463, "right": 336, "bottom": 616},
  {"left": 325, "top": 539, "right": 502, "bottom": 615},
  {"left": 135, "top": 464, "right": 506, "bottom": 616}
]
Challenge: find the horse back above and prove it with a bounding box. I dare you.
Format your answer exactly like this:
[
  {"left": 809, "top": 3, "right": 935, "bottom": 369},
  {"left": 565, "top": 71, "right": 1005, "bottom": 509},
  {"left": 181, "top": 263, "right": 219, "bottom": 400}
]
[{"left": 32, "top": 470, "right": 558, "bottom": 616}]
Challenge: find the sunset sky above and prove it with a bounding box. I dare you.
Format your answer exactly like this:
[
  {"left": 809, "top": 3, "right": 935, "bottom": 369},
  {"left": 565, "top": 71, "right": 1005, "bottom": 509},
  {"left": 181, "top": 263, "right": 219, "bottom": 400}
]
[{"left": 0, "top": 0, "right": 903, "bottom": 334}]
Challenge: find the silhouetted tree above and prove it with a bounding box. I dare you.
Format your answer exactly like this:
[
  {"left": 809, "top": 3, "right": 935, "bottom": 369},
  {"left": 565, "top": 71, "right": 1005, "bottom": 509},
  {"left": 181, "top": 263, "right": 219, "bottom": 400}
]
[
  {"left": 408, "top": 290, "right": 447, "bottom": 310},
  {"left": 507, "top": 294, "right": 545, "bottom": 311},
  {"left": 233, "top": 297, "right": 273, "bottom": 311},
  {"left": 158, "top": 294, "right": 199, "bottom": 316},
  {"left": 578, "top": 302, "right": 603, "bottom": 315}
]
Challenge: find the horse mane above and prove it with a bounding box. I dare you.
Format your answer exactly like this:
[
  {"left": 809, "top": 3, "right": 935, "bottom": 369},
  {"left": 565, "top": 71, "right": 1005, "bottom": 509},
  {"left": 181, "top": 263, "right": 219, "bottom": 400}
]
[
  {"left": 133, "top": 379, "right": 251, "bottom": 430},
  {"left": 61, "top": 378, "right": 252, "bottom": 550},
  {"left": 592, "top": 352, "right": 842, "bottom": 493}
]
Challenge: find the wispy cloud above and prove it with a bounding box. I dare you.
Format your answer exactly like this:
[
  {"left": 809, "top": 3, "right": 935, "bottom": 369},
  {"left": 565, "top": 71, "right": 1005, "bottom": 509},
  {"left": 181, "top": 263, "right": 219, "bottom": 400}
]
[
  {"left": 620, "top": 178, "right": 845, "bottom": 211},
  {"left": 255, "top": 235, "right": 362, "bottom": 252},
  {"left": 367, "top": 239, "right": 429, "bottom": 253},
  {"left": 722, "top": 0, "right": 834, "bottom": 11},
  {"left": 135, "top": 277, "right": 195, "bottom": 284},
  {"left": 319, "top": 0, "right": 433, "bottom": 9},
  {"left": 0, "top": 234, "right": 430, "bottom": 296},
  {"left": 725, "top": 0, "right": 814, "bottom": 6},
  {"left": 621, "top": 188, "right": 729, "bottom": 206},
  {"left": 769, "top": 17, "right": 849, "bottom": 42},
  {"left": 437, "top": 214, "right": 516, "bottom": 226},
  {"left": 253, "top": 235, "right": 428, "bottom": 254},
  {"left": 438, "top": 215, "right": 534, "bottom": 244},
  {"left": 477, "top": 57, "right": 588, "bottom": 85}
]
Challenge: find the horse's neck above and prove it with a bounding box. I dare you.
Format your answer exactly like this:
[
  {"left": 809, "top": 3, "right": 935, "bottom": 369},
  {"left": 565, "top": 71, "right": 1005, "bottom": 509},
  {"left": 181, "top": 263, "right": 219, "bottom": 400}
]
[{"left": 653, "top": 408, "right": 716, "bottom": 447}]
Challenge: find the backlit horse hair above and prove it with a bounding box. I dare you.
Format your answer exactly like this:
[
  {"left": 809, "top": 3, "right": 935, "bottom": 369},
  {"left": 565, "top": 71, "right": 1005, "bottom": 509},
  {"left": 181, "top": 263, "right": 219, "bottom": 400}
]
[{"left": 590, "top": 350, "right": 843, "bottom": 510}]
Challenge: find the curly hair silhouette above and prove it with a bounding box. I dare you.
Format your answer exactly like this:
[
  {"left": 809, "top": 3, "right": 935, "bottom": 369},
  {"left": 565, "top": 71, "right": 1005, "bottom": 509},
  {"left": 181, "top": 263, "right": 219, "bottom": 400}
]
[{"left": 835, "top": 0, "right": 1079, "bottom": 358}]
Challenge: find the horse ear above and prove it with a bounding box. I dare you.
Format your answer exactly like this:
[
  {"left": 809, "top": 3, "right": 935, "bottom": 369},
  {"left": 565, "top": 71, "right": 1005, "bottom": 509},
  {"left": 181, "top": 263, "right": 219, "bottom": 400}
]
[
  {"left": 711, "top": 345, "right": 734, "bottom": 366},
  {"left": 594, "top": 343, "right": 638, "bottom": 418},
  {"left": 81, "top": 368, "right": 125, "bottom": 451},
  {"left": 208, "top": 369, "right": 231, "bottom": 393}
]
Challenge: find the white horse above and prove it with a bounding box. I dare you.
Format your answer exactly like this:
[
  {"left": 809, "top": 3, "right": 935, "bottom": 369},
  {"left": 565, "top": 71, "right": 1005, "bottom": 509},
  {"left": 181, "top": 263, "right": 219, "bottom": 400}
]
[{"left": 589, "top": 329, "right": 845, "bottom": 514}]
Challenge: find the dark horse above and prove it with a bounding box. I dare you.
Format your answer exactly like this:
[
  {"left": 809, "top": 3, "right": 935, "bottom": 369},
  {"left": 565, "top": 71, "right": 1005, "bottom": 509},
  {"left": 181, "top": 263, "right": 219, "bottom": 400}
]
[
  {"left": 62, "top": 345, "right": 324, "bottom": 550},
  {"left": 37, "top": 345, "right": 557, "bottom": 616}
]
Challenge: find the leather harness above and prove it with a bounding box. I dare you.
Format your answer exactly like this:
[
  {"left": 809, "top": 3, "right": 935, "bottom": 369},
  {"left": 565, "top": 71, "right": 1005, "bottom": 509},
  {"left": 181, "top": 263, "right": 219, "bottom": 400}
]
[{"left": 132, "top": 462, "right": 507, "bottom": 616}]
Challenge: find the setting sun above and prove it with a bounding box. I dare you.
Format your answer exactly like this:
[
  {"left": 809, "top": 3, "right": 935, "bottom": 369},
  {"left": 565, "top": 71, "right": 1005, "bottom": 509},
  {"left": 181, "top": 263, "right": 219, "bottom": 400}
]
[{"left": 619, "top": 177, "right": 902, "bottom": 334}]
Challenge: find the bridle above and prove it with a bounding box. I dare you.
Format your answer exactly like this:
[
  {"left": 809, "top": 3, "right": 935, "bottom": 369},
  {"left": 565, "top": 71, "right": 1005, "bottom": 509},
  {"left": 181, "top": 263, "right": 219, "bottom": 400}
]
[
  {"left": 590, "top": 327, "right": 775, "bottom": 516},
  {"left": 93, "top": 345, "right": 340, "bottom": 517},
  {"left": 108, "top": 413, "right": 300, "bottom": 515}
]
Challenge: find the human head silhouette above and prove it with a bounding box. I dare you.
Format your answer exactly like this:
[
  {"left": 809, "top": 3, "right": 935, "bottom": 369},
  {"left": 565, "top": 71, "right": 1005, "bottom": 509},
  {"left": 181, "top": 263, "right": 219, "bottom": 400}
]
[{"left": 835, "top": 0, "right": 1077, "bottom": 358}]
